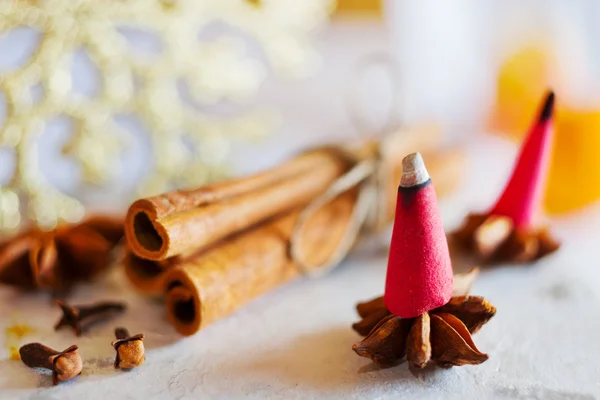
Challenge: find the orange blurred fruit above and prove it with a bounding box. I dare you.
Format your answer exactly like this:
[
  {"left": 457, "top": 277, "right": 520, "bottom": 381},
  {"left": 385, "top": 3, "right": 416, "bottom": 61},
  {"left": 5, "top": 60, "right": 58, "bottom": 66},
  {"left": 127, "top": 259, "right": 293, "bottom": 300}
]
[
  {"left": 546, "top": 108, "right": 600, "bottom": 214},
  {"left": 489, "top": 45, "right": 551, "bottom": 139}
]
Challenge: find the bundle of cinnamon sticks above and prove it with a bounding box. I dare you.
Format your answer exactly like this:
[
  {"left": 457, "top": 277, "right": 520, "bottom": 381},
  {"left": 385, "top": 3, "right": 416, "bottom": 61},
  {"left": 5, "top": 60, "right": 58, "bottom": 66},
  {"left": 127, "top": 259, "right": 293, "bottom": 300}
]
[{"left": 124, "top": 127, "right": 465, "bottom": 336}]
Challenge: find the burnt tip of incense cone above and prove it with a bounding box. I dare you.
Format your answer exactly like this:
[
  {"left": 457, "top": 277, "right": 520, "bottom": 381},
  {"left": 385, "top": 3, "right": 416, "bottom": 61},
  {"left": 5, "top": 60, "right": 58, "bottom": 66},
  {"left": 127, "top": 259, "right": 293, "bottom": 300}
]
[
  {"left": 400, "top": 152, "right": 430, "bottom": 188},
  {"left": 539, "top": 90, "right": 555, "bottom": 122}
]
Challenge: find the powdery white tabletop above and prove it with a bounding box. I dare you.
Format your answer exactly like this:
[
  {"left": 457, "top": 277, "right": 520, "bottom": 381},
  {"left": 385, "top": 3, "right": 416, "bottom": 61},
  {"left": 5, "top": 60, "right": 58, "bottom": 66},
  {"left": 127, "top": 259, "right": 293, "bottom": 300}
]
[
  {"left": 2, "top": 20, "right": 600, "bottom": 400},
  {"left": 1, "top": 136, "right": 600, "bottom": 400}
]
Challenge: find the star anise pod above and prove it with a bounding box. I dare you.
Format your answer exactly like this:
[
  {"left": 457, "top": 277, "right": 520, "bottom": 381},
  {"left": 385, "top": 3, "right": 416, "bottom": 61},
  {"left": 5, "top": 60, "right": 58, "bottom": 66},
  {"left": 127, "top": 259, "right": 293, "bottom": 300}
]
[
  {"left": 453, "top": 213, "right": 560, "bottom": 263},
  {"left": 0, "top": 215, "right": 123, "bottom": 291},
  {"left": 352, "top": 269, "right": 496, "bottom": 369}
]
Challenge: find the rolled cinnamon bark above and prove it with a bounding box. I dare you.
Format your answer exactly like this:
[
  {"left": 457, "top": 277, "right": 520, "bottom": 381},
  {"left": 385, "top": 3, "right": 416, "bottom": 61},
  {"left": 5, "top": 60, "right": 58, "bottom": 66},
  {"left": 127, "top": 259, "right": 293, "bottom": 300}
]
[
  {"left": 126, "top": 148, "right": 353, "bottom": 261},
  {"left": 164, "top": 190, "right": 358, "bottom": 335},
  {"left": 124, "top": 239, "right": 222, "bottom": 294},
  {"left": 123, "top": 249, "right": 176, "bottom": 294}
]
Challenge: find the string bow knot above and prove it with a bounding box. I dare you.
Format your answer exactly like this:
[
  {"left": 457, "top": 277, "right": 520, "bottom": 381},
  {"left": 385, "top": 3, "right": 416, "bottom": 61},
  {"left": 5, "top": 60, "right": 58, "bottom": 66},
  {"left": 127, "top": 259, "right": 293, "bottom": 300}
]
[{"left": 290, "top": 143, "right": 389, "bottom": 277}]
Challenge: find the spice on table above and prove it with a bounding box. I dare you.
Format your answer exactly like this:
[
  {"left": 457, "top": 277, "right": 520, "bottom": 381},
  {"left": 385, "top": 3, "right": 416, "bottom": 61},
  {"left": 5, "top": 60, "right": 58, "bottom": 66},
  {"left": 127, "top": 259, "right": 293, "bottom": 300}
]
[
  {"left": 352, "top": 153, "right": 496, "bottom": 370},
  {"left": 55, "top": 300, "right": 127, "bottom": 336},
  {"left": 125, "top": 147, "right": 353, "bottom": 262},
  {"left": 19, "top": 343, "right": 82, "bottom": 385},
  {"left": 352, "top": 283, "right": 496, "bottom": 368},
  {"left": 453, "top": 91, "right": 560, "bottom": 264},
  {"left": 123, "top": 248, "right": 184, "bottom": 296},
  {"left": 112, "top": 327, "right": 145, "bottom": 369},
  {"left": 0, "top": 215, "right": 124, "bottom": 291}
]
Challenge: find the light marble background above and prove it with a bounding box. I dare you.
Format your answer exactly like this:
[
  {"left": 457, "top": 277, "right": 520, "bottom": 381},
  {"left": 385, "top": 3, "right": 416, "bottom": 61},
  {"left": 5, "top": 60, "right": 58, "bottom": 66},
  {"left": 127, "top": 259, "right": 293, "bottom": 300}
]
[{"left": 2, "top": 19, "right": 600, "bottom": 400}]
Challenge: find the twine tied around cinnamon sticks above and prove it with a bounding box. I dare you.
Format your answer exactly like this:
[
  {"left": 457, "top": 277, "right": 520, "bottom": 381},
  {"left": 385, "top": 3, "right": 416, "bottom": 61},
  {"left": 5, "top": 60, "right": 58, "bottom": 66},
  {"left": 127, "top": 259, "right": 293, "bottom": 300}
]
[{"left": 290, "top": 145, "right": 386, "bottom": 277}]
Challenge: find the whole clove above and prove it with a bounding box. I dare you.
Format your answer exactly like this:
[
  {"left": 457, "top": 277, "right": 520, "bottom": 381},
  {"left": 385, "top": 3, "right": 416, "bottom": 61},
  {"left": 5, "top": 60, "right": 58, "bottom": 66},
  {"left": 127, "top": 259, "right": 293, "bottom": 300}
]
[
  {"left": 54, "top": 300, "right": 126, "bottom": 336},
  {"left": 19, "top": 343, "right": 82, "bottom": 385},
  {"left": 112, "top": 327, "right": 145, "bottom": 369}
]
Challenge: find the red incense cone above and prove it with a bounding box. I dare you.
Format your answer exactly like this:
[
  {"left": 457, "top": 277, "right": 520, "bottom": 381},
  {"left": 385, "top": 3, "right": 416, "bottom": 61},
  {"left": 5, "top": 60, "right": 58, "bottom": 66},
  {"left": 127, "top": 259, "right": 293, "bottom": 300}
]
[
  {"left": 491, "top": 91, "right": 555, "bottom": 228},
  {"left": 384, "top": 153, "right": 454, "bottom": 318},
  {"left": 452, "top": 90, "right": 560, "bottom": 263}
]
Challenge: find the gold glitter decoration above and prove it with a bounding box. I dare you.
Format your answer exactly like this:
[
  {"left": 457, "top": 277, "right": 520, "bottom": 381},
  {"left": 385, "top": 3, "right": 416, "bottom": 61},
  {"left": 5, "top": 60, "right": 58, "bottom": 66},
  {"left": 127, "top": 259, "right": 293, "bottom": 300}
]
[{"left": 0, "top": 0, "right": 334, "bottom": 232}]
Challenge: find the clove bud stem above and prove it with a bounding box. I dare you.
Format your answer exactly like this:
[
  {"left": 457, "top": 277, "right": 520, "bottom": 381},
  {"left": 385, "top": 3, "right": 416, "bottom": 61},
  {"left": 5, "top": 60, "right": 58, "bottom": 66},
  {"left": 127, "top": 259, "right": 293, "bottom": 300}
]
[{"left": 54, "top": 300, "right": 126, "bottom": 336}]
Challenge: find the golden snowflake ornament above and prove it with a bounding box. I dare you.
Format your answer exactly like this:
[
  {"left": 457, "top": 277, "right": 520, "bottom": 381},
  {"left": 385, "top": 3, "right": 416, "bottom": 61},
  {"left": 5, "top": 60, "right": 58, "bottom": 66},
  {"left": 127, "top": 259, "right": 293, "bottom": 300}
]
[{"left": 0, "top": 0, "right": 334, "bottom": 232}]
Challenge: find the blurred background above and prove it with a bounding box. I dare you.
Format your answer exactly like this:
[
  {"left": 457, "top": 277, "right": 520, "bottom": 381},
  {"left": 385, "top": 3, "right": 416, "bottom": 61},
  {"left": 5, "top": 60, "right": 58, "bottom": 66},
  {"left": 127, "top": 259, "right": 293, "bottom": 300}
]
[{"left": 1, "top": 0, "right": 600, "bottom": 231}]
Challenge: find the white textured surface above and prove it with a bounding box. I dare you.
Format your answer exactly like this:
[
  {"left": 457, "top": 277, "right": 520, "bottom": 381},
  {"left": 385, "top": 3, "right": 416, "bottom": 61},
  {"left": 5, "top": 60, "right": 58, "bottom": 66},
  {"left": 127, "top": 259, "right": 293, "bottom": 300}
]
[
  {"left": 2, "top": 20, "right": 600, "bottom": 400},
  {"left": 2, "top": 137, "right": 600, "bottom": 400}
]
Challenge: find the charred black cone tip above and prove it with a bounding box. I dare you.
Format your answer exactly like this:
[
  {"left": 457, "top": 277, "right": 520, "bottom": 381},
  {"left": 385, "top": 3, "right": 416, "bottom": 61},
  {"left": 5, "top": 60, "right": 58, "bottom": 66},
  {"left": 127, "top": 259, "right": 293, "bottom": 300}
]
[{"left": 539, "top": 90, "right": 555, "bottom": 122}]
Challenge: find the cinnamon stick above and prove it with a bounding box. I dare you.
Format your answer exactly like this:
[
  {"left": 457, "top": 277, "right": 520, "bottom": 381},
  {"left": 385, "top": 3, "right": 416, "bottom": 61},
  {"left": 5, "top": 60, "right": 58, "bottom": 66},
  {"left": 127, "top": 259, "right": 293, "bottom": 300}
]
[
  {"left": 123, "top": 250, "right": 175, "bottom": 294},
  {"left": 164, "top": 190, "right": 358, "bottom": 335},
  {"left": 125, "top": 148, "right": 353, "bottom": 261}
]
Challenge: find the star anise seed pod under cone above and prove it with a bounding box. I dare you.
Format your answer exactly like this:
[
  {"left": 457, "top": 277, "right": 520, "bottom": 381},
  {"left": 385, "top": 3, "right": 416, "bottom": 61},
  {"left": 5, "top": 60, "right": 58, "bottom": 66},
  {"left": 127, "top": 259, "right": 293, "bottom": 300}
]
[
  {"left": 453, "top": 213, "right": 559, "bottom": 263},
  {"left": 352, "top": 270, "right": 496, "bottom": 369},
  {"left": 0, "top": 216, "right": 123, "bottom": 291}
]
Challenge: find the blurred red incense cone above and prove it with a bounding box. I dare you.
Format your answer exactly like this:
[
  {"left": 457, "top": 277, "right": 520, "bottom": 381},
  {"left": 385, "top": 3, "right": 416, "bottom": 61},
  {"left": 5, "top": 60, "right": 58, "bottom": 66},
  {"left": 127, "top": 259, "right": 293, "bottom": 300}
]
[
  {"left": 491, "top": 91, "right": 555, "bottom": 227},
  {"left": 384, "top": 153, "right": 454, "bottom": 318},
  {"left": 453, "top": 91, "right": 560, "bottom": 263}
]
